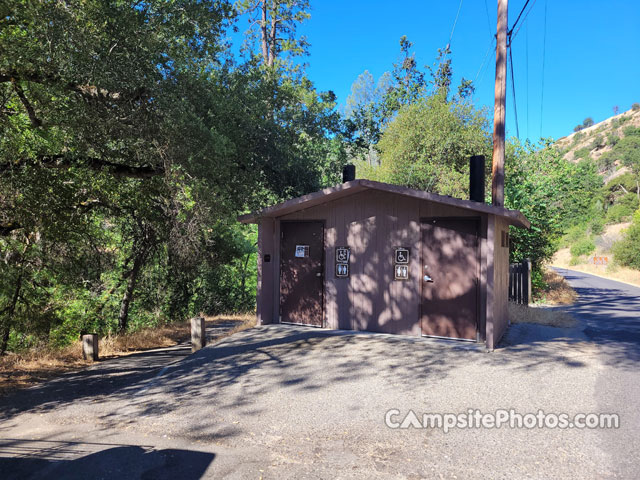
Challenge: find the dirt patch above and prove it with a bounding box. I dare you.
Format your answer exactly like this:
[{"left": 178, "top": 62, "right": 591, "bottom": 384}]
[
  {"left": 534, "top": 268, "right": 578, "bottom": 305},
  {"left": 508, "top": 302, "right": 577, "bottom": 328},
  {"left": 0, "top": 314, "right": 256, "bottom": 395}
]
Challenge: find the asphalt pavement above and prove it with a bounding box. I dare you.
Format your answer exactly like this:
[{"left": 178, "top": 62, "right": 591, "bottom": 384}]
[{"left": 0, "top": 270, "right": 638, "bottom": 478}]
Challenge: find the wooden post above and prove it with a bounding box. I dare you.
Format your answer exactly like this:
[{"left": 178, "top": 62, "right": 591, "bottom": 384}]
[
  {"left": 491, "top": 0, "right": 508, "bottom": 207},
  {"left": 191, "top": 317, "right": 206, "bottom": 352},
  {"left": 522, "top": 258, "right": 532, "bottom": 306},
  {"left": 82, "top": 334, "right": 98, "bottom": 361}
]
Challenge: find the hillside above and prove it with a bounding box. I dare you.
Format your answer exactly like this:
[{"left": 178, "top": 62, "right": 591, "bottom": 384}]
[
  {"left": 551, "top": 105, "right": 640, "bottom": 284},
  {"left": 556, "top": 106, "right": 640, "bottom": 183}
]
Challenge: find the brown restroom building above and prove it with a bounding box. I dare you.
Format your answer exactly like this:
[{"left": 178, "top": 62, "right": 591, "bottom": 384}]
[{"left": 239, "top": 169, "right": 529, "bottom": 350}]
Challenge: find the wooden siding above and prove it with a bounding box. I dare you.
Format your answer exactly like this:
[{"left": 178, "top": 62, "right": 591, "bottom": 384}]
[
  {"left": 263, "top": 189, "right": 489, "bottom": 338},
  {"left": 486, "top": 216, "right": 510, "bottom": 349},
  {"left": 256, "top": 218, "right": 275, "bottom": 325}
]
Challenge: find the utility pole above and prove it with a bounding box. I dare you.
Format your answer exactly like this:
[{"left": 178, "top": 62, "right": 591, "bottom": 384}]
[{"left": 492, "top": 0, "right": 508, "bottom": 207}]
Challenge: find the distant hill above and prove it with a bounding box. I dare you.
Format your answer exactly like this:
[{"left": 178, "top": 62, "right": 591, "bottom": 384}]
[
  {"left": 555, "top": 106, "right": 640, "bottom": 183},
  {"left": 552, "top": 105, "right": 640, "bottom": 276}
]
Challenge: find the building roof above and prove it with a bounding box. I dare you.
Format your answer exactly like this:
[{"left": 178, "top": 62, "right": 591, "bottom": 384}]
[{"left": 238, "top": 179, "right": 530, "bottom": 229}]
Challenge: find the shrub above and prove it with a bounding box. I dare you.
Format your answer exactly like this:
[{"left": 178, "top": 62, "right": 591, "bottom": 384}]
[
  {"left": 597, "top": 151, "right": 615, "bottom": 172},
  {"left": 570, "top": 237, "right": 596, "bottom": 257},
  {"left": 611, "top": 117, "right": 629, "bottom": 129},
  {"left": 591, "top": 135, "right": 605, "bottom": 150},
  {"left": 607, "top": 132, "right": 620, "bottom": 147},
  {"left": 560, "top": 223, "right": 588, "bottom": 248},
  {"left": 605, "top": 173, "right": 640, "bottom": 198},
  {"left": 569, "top": 255, "right": 581, "bottom": 266},
  {"left": 590, "top": 217, "right": 605, "bottom": 236},
  {"left": 605, "top": 193, "right": 640, "bottom": 223},
  {"left": 574, "top": 147, "right": 591, "bottom": 160},
  {"left": 632, "top": 103, "right": 640, "bottom": 112},
  {"left": 612, "top": 209, "right": 640, "bottom": 269},
  {"left": 623, "top": 126, "right": 640, "bottom": 137},
  {"left": 582, "top": 117, "right": 595, "bottom": 128}
]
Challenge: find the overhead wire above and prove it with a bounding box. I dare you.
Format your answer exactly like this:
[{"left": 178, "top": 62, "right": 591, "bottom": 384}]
[
  {"left": 526, "top": 23, "right": 529, "bottom": 139},
  {"left": 508, "top": 0, "right": 532, "bottom": 37},
  {"left": 511, "top": 0, "right": 538, "bottom": 41},
  {"left": 474, "top": 37, "right": 496, "bottom": 86},
  {"left": 540, "top": 0, "right": 548, "bottom": 137},
  {"left": 508, "top": 42, "right": 520, "bottom": 139},
  {"left": 483, "top": 0, "right": 493, "bottom": 39},
  {"left": 506, "top": 0, "right": 540, "bottom": 140},
  {"left": 448, "top": 0, "right": 465, "bottom": 48}
]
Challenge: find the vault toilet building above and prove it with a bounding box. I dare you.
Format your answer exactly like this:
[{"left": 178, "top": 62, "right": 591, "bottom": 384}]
[{"left": 239, "top": 161, "right": 529, "bottom": 349}]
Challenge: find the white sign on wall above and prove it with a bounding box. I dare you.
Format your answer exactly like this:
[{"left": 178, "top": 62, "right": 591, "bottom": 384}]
[
  {"left": 336, "top": 263, "right": 349, "bottom": 277},
  {"left": 336, "top": 247, "right": 350, "bottom": 264}
]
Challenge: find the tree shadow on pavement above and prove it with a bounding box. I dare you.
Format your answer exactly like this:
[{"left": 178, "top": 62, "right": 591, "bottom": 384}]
[
  {"left": 0, "top": 439, "right": 215, "bottom": 480},
  {"left": 0, "top": 320, "right": 244, "bottom": 421},
  {"left": 500, "top": 270, "right": 640, "bottom": 370}
]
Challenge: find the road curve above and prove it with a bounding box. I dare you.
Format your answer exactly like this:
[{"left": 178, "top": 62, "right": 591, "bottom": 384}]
[{"left": 554, "top": 267, "right": 640, "bottom": 478}]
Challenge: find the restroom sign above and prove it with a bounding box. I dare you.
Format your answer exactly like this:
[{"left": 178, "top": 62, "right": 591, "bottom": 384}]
[
  {"left": 395, "top": 248, "right": 409, "bottom": 264},
  {"left": 394, "top": 264, "right": 409, "bottom": 280},
  {"left": 336, "top": 263, "right": 349, "bottom": 278},
  {"left": 336, "top": 247, "right": 350, "bottom": 264}
]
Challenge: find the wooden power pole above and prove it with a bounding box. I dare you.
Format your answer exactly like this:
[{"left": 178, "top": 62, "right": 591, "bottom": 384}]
[{"left": 492, "top": 0, "right": 508, "bottom": 207}]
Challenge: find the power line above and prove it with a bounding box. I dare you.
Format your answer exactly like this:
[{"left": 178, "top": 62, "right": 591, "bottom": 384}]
[
  {"left": 508, "top": 0, "right": 532, "bottom": 36},
  {"left": 508, "top": 43, "right": 520, "bottom": 139},
  {"left": 526, "top": 23, "right": 529, "bottom": 139},
  {"left": 511, "top": 0, "right": 538, "bottom": 42},
  {"left": 448, "top": 0, "right": 465, "bottom": 47},
  {"left": 474, "top": 37, "right": 496, "bottom": 86},
  {"left": 540, "top": 0, "right": 548, "bottom": 138},
  {"left": 483, "top": 0, "right": 493, "bottom": 39}
]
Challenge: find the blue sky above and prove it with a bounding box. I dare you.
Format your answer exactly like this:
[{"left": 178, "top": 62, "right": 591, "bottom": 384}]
[{"left": 293, "top": 0, "right": 640, "bottom": 142}]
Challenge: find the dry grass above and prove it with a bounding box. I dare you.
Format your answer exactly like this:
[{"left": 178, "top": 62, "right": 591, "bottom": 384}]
[
  {"left": 508, "top": 302, "right": 577, "bottom": 328},
  {"left": 551, "top": 247, "right": 640, "bottom": 288},
  {"left": 534, "top": 268, "right": 578, "bottom": 305},
  {"left": 0, "top": 313, "right": 256, "bottom": 396}
]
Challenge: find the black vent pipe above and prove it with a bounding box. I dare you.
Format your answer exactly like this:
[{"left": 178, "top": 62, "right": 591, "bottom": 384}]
[
  {"left": 342, "top": 164, "right": 356, "bottom": 183},
  {"left": 469, "top": 155, "right": 485, "bottom": 203}
]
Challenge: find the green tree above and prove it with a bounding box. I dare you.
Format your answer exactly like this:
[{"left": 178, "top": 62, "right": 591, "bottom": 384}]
[
  {"left": 376, "top": 94, "right": 491, "bottom": 197},
  {"left": 343, "top": 70, "right": 391, "bottom": 165},
  {"left": 235, "top": 0, "right": 311, "bottom": 67},
  {"left": 505, "top": 140, "right": 602, "bottom": 271},
  {"left": 1, "top": 0, "right": 343, "bottom": 352}
]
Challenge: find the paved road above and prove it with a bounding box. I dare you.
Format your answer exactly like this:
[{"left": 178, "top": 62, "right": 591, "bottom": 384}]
[
  {"left": 0, "top": 272, "right": 639, "bottom": 479},
  {"left": 552, "top": 268, "right": 640, "bottom": 479},
  {"left": 553, "top": 267, "right": 640, "bottom": 360}
]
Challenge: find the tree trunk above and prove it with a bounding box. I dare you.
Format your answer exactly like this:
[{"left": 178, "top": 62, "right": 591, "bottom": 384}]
[
  {"left": 118, "top": 248, "right": 145, "bottom": 333},
  {"left": 268, "top": 0, "right": 277, "bottom": 66},
  {"left": 0, "top": 326, "right": 10, "bottom": 356},
  {"left": 239, "top": 251, "right": 252, "bottom": 308},
  {"left": 260, "top": 0, "right": 269, "bottom": 65},
  {"left": 0, "top": 272, "right": 23, "bottom": 355}
]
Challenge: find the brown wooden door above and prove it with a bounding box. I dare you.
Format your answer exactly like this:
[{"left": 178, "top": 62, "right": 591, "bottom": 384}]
[
  {"left": 279, "top": 221, "right": 324, "bottom": 326},
  {"left": 421, "top": 218, "right": 479, "bottom": 340}
]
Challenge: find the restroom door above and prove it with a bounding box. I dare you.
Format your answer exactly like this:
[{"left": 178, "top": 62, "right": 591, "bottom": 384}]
[
  {"left": 421, "top": 218, "right": 479, "bottom": 340},
  {"left": 279, "top": 221, "right": 324, "bottom": 326}
]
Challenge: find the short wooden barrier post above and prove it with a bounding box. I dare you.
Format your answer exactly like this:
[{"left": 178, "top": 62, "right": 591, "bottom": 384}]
[
  {"left": 522, "top": 258, "right": 532, "bottom": 306},
  {"left": 82, "top": 334, "right": 99, "bottom": 361},
  {"left": 191, "top": 317, "right": 206, "bottom": 352}
]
